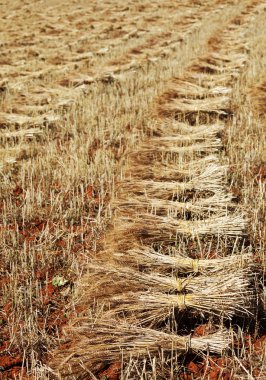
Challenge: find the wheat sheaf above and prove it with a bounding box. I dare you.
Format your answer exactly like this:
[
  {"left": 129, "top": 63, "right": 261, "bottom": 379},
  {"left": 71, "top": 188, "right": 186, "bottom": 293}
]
[{"left": 47, "top": 2, "right": 265, "bottom": 378}]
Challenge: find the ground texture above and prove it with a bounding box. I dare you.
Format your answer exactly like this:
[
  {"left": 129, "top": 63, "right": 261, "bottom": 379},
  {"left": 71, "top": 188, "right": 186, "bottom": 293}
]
[{"left": 0, "top": 0, "right": 265, "bottom": 379}]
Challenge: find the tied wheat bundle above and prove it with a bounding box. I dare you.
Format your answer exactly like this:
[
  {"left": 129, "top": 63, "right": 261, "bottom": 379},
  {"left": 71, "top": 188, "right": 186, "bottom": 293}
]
[
  {"left": 0, "top": 127, "right": 44, "bottom": 140},
  {"left": 143, "top": 121, "right": 223, "bottom": 143},
  {"left": 116, "top": 192, "right": 234, "bottom": 217},
  {"left": 129, "top": 139, "right": 222, "bottom": 158},
  {"left": 148, "top": 121, "right": 224, "bottom": 138},
  {"left": 160, "top": 78, "right": 231, "bottom": 101},
  {"left": 209, "top": 52, "right": 247, "bottom": 64},
  {"left": 136, "top": 138, "right": 222, "bottom": 154},
  {"left": 189, "top": 53, "right": 247, "bottom": 74},
  {"left": 116, "top": 246, "right": 253, "bottom": 274},
  {"left": 182, "top": 71, "right": 240, "bottom": 88},
  {"left": 0, "top": 111, "right": 60, "bottom": 128},
  {"left": 127, "top": 154, "right": 222, "bottom": 181},
  {"left": 80, "top": 262, "right": 253, "bottom": 311},
  {"left": 48, "top": 322, "right": 231, "bottom": 379},
  {"left": 146, "top": 133, "right": 221, "bottom": 145},
  {"left": 208, "top": 32, "right": 249, "bottom": 55},
  {"left": 115, "top": 214, "right": 246, "bottom": 243},
  {"left": 105, "top": 283, "right": 254, "bottom": 325},
  {"left": 120, "top": 163, "right": 227, "bottom": 197},
  {"left": 188, "top": 61, "right": 241, "bottom": 77},
  {"left": 157, "top": 95, "right": 230, "bottom": 118}
]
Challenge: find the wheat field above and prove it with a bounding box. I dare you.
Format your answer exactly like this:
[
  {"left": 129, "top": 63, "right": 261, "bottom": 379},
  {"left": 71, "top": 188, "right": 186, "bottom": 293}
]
[{"left": 0, "top": 0, "right": 265, "bottom": 379}]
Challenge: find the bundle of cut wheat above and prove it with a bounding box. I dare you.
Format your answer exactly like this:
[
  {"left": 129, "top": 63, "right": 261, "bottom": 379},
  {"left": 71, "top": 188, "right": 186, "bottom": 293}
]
[
  {"left": 192, "top": 53, "right": 247, "bottom": 71},
  {"left": 81, "top": 262, "right": 253, "bottom": 303},
  {"left": 104, "top": 284, "right": 253, "bottom": 325},
  {"left": 183, "top": 71, "right": 240, "bottom": 87},
  {"left": 157, "top": 96, "right": 230, "bottom": 118},
  {"left": 48, "top": 322, "right": 231, "bottom": 379},
  {"left": 120, "top": 163, "right": 227, "bottom": 198},
  {"left": 129, "top": 139, "right": 222, "bottom": 158},
  {"left": 127, "top": 154, "right": 221, "bottom": 181},
  {"left": 139, "top": 136, "right": 222, "bottom": 151},
  {"left": 0, "top": 112, "right": 60, "bottom": 128},
  {"left": 115, "top": 247, "right": 253, "bottom": 274},
  {"left": 0, "top": 127, "right": 44, "bottom": 140},
  {"left": 161, "top": 79, "right": 231, "bottom": 101},
  {"left": 149, "top": 121, "right": 224, "bottom": 138},
  {"left": 115, "top": 214, "right": 246, "bottom": 243},
  {"left": 208, "top": 51, "right": 246, "bottom": 64},
  {"left": 116, "top": 192, "right": 234, "bottom": 217}
]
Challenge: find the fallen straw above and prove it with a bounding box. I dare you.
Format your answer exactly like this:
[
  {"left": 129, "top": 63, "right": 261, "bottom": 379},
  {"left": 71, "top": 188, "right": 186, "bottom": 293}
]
[{"left": 48, "top": 322, "right": 231, "bottom": 378}]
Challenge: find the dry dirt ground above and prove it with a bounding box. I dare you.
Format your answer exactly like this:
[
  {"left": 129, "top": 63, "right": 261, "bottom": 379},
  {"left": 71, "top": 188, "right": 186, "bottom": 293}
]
[{"left": 0, "top": 0, "right": 266, "bottom": 379}]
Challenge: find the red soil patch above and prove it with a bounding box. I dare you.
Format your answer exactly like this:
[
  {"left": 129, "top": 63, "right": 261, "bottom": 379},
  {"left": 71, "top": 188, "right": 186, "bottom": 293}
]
[
  {"left": 253, "top": 335, "right": 266, "bottom": 355},
  {"left": 0, "top": 355, "right": 23, "bottom": 371},
  {"left": 193, "top": 324, "right": 216, "bottom": 336},
  {"left": 181, "top": 357, "right": 231, "bottom": 380},
  {"left": 98, "top": 362, "right": 121, "bottom": 380},
  {"left": 181, "top": 330, "right": 266, "bottom": 380},
  {"left": 0, "top": 367, "right": 28, "bottom": 380}
]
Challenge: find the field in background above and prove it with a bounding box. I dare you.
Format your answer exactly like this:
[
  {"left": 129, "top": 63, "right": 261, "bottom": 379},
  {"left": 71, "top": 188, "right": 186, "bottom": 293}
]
[{"left": 0, "top": 0, "right": 265, "bottom": 379}]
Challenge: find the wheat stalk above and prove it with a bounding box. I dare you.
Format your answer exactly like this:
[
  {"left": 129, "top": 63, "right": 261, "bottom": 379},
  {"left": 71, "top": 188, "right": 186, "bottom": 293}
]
[
  {"left": 126, "top": 154, "right": 222, "bottom": 181},
  {"left": 148, "top": 121, "right": 224, "bottom": 137},
  {"left": 117, "top": 246, "right": 254, "bottom": 274},
  {"left": 115, "top": 214, "right": 246, "bottom": 242},
  {"left": 116, "top": 192, "right": 234, "bottom": 217},
  {"left": 80, "top": 263, "right": 253, "bottom": 309},
  {"left": 105, "top": 283, "right": 254, "bottom": 325},
  {"left": 48, "top": 322, "right": 231, "bottom": 378},
  {"left": 120, "top": 163, "right": 227, "bottom": 197},
  {"left": 157, "top": 96, "right": 230, "bottom": 118}
]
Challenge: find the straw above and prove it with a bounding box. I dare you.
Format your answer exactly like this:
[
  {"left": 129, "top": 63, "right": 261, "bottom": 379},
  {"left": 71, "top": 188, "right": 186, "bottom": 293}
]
[
  {"left": 48, "top": 322, "right": 231, "bottom": 378},
  {"left": 117, "top": 246, "right": 254, "bottom": 274},
  {"left": 79, "top": 263, "right": 254, "bottom": 319}
]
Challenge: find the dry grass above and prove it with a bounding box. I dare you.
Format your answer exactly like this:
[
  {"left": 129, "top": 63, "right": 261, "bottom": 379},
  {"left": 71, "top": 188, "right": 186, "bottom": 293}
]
[
  {"left": 113, "top": 246, "right": 254, "bottom": 274},
  {"left": 0, "top": 0, "right": 265, "bottom": 379},
  {"left": 48, "top": 322, "right": 231, "bottom": 379}
]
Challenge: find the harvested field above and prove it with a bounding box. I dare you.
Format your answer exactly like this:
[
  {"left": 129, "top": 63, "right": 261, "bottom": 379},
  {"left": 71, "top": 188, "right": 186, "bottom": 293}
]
[{"left": 0, "top": 0, "right": 266, "bottom": 379}]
